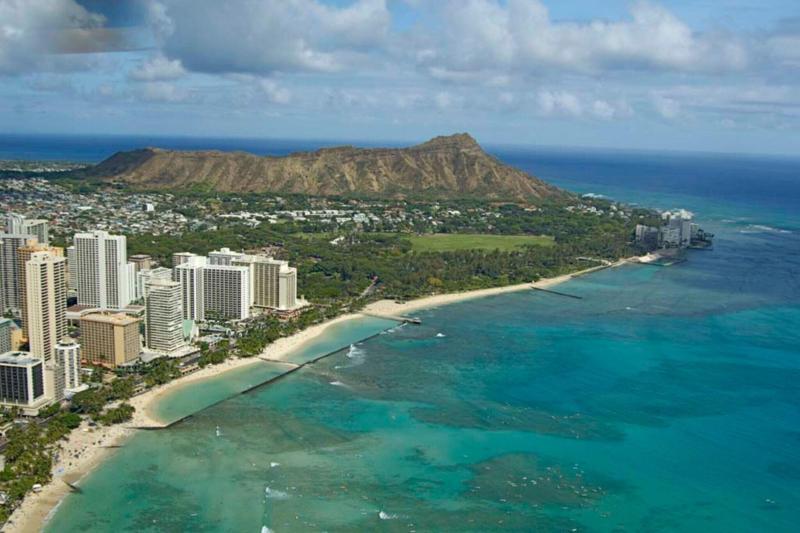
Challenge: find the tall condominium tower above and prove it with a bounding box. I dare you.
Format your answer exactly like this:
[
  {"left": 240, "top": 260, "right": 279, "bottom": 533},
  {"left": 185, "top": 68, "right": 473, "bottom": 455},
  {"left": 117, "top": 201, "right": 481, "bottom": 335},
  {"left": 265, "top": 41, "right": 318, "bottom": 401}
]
[
  {"left": 73, "top": 230, "right": 131, "bottom": 309},
  {"left": 5, "top": 214, "right": 49, "bottom": 245},
  {"left": 144, "top": 278, "right": 185, "bottom": 354},
  {"left": 25, "top": 251, "right": 67, "bottom": 362},
  {"left": 174, "top": 255, "right": 206, "bottom": 321},
  {"left": 0, "top": 234, "right": 38, "bottom": 313},
  {"left": 136, "top": 266, "right": 172, "bottom": 302},
  {"left": 66, "top": 245, "right": 77, "bottom": 291},
  {"left": 55, "top": 337, "right": 82, "bottom": 391},
  {"left": 203, "top": 264, "right": 250, "bottom": 320},
  {"left": 17, "top": 242, "right": 63, "bottom": 338},
  {"left": 233, "top": 255, "right": 298, "bottom": 311}
]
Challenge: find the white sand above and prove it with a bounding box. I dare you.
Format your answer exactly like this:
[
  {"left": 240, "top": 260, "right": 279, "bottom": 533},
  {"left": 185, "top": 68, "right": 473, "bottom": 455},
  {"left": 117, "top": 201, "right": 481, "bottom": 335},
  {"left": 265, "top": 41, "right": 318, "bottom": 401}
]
[{"left": 5, "top": 256, "right": 635, "bottom": 531}]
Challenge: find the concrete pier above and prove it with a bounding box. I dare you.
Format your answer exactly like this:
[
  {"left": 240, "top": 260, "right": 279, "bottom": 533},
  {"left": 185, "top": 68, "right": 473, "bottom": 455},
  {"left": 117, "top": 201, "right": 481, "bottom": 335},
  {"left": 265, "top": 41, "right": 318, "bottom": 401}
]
[{"left": 360, "top": 312, "right": 421, "bottom": 324}]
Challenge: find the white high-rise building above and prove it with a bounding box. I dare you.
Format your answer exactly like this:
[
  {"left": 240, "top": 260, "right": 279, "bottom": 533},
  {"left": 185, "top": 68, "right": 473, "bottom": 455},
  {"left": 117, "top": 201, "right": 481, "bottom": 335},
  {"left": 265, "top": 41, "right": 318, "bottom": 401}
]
[
  {"left": 66, "top": 245, "right": 77, "bottom": 291},
  {"left": 74, "top": 230, "right": 131, "bottom": 309},
  {"left": 278, "top": 264, "right": 298, "bottom": 310},
  {"left": 25, "top": 251, "right": 67, "bottom": 362},
  {"left": 144, "top": 278, "right": 185, "bottom": 354},
  {"left": 55, "top": 337, "right": 82, "bottom": 392},
  {"left": 208, "top": 247, "right": 244, "bottom": 266},
  {"left": 174, "top": 255, "right": 206, "bottom": 321},
  {"left": 0, "top": 233, "right": 38, "bottom": 312},
  {"left": 203, "top": 264, "right": 250, "bottom": 320},
  {"left": 136, "top": 267, "right": 173, "bottom": 301},
  {"left": 6, "top": 214, "right": 49, "bottom": 245}
]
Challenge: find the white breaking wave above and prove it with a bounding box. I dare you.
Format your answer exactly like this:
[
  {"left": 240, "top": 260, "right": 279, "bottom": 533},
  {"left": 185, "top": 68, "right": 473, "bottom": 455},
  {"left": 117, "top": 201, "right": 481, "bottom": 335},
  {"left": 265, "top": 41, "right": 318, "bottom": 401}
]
[
  {"left": 270, "top": 462, "right": 280, "bottom": 468},
  {"left": 329, "top": 380, "right": 346, "bottom": 387},
  {"left": 378, "top": 511, "right": 399, "bottom": 520},
  {"left": 343, "top": 344, "right": 367, "bottom": 367},
  {"left": 264, "top": 487, "right": 289, "bottom": 500},
  {"left": 749, "top": 224, "right": 792, "bottom": 234},
  {"left": 261, "top": 527, "right": 274, "bottom": 533}
]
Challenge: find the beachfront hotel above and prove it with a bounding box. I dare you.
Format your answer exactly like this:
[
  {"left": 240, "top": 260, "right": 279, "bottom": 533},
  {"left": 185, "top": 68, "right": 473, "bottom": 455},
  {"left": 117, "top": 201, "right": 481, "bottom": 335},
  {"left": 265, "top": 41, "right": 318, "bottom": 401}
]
[
  {"left": 144, "top": 278, "right": 186, "bottom": 355},
  {"left": 25, "top": 251, "right": 67, "bottom": 362},
  {"left": 232, "top": 255, "right": 298, "bottom": 311},
  {"left": 174, "top": 255, "right": 206, "bottom": 321},
  {"left": 0, "top": 352, "right": 48, "bottom": 413},
  {"left": 79, "top": 312, "right": 142, "bottom": 368},
  {"left": 73, "top": 230, "right": 133, "bottom": 309},
  {"left": 202, "top": 264, "right": 251, "bottom": 320},
  {"left": 55, "top": 337, "right": 84, "bottom": 395}
]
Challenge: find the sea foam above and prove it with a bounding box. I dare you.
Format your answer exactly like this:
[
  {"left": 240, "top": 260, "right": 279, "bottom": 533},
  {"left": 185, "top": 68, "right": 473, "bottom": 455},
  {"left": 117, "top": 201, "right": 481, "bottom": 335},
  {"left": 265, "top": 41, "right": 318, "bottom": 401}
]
[{"left": 264, "top": 487, "right": 289, "bottom": 500}]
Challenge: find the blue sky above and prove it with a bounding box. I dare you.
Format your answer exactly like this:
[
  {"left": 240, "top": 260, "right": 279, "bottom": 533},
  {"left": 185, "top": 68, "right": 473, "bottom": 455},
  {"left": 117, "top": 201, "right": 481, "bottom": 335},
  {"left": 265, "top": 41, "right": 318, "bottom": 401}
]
[{"left": 0, "top": 0, "right": 798, "bottom": 155}]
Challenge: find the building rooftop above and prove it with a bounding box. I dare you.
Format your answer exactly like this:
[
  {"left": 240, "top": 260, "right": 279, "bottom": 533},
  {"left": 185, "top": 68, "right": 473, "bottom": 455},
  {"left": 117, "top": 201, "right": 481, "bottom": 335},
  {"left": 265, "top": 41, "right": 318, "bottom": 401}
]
[
  {"left": 81, "top": 312, "right": 140, "bottom": 326},
  {"left": 0, "top": 352, "right": 42, "bottom": 366}
]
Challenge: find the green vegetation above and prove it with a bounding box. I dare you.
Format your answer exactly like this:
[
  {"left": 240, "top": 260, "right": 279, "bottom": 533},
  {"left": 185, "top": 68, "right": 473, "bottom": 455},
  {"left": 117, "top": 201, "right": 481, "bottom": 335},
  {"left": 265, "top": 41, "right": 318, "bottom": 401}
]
[
  {"left": 71, "top": 377, "right": 136, "bottom": 417},
  {"left": 98, "top": 403, "right": 134, "bottom": 425},
  {"left": 0, "top": 407, "right": 85, "bottom": 522},
  {"left": 400, "top": 233, "right": 554, "bottom": 252}
]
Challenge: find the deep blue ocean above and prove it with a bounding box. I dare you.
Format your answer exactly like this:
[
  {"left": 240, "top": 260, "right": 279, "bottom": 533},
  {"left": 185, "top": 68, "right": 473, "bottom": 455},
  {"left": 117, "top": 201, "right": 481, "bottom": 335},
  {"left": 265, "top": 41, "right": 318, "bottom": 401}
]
[{"left": 5, "top": 135, "right": 798, "bottom": 532}]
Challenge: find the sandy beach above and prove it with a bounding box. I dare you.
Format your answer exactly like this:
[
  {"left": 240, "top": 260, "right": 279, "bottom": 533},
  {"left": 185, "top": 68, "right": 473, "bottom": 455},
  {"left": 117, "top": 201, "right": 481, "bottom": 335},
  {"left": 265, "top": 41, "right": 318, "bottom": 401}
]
[{"left": 4, "top": 258, "right": 631, "bottom": 532}]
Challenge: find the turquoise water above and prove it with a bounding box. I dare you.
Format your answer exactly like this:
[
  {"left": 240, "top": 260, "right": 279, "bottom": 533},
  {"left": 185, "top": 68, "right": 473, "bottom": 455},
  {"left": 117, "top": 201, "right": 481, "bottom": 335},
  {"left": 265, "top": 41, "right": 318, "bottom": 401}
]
[
  {"left": 45, "top": 150, "right": 800, "bottom": 532},
  {"left": 154, "top": 318, "right": 395, "bottom": 424}
]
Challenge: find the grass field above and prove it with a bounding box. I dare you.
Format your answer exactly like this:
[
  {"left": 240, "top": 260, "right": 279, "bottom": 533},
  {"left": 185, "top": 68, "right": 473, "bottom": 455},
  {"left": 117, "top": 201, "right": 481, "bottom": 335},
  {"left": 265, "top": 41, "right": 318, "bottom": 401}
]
[{"left": 402, "top": 233, "right": 554, "bottom": 252}]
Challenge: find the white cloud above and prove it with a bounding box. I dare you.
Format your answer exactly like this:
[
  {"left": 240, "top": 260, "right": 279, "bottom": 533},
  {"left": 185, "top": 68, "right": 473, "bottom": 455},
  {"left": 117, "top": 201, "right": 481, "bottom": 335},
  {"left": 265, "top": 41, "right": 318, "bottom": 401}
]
[
  {"left": 422, "top": 0, "right": 749, "bottom": 76},
  {"left": 130, "top": 55, "right": 186, "bottom": 81},
  {"left": 149, "top": 0, "right": 391, "bottom": 75},
  {"left": 537, "top": 90, "right": 583, "bottom": 117},
  {"left": 259, "top": 80, "right": 292, "bottom": 105}
]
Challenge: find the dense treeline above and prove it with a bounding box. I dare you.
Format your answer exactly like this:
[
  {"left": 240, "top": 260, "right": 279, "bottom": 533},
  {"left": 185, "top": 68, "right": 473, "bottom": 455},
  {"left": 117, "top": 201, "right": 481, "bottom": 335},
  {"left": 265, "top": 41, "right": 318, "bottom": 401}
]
[{"left": 128, "top": 202, "right": 639, "bottom": 304}]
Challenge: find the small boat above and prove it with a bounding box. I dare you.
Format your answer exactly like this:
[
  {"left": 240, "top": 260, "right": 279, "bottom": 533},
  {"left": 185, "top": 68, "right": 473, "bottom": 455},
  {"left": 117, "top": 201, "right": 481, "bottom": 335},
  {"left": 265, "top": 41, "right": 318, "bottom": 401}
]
[{"left": 215, "top": 426, "right": 221, "bottom": 437}]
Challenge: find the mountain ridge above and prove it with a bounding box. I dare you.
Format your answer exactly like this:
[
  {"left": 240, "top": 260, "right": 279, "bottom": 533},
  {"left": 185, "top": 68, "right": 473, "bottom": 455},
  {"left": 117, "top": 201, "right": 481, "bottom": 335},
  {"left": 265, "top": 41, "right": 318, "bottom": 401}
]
[{"left": 86, "top": 133, "right": 568, "bottom": 201}]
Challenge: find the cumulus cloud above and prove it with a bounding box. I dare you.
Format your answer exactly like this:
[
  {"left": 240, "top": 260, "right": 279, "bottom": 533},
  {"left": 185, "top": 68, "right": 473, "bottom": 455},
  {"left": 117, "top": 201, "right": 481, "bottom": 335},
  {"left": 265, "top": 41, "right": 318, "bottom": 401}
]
[
  {"left": 147, "top": 0, "right": 391, "bottom": 75},
  {"left": 130, "top": 55, "right": 186, "bottom": 81},
  {"left": 420, "top": 0, "right": 749, "bottom": 76}
]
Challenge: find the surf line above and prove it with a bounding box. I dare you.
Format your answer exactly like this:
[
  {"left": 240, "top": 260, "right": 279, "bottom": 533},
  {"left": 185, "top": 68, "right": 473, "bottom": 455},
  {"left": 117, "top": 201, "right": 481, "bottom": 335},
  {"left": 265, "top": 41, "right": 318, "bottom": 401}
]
[{"left": 145, "top": 327, "right": 395, "bottom": 430}]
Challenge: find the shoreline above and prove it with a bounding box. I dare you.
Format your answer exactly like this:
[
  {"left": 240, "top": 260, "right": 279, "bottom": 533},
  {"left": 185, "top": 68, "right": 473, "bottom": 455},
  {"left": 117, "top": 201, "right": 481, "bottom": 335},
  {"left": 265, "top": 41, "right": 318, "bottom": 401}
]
[{"left": 5, "top": 257, "right": 633, "bottom": 532}]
